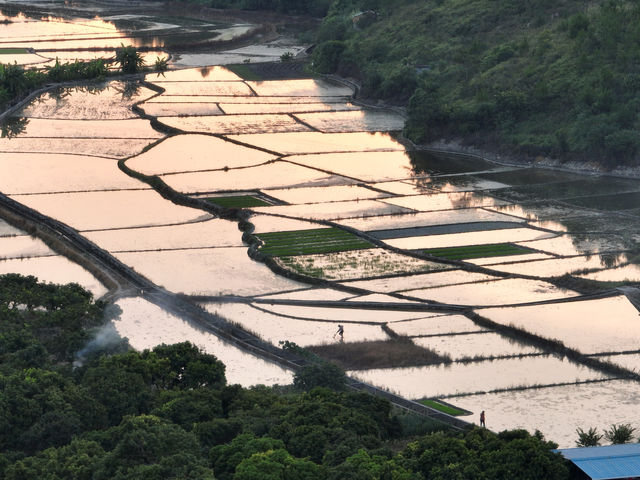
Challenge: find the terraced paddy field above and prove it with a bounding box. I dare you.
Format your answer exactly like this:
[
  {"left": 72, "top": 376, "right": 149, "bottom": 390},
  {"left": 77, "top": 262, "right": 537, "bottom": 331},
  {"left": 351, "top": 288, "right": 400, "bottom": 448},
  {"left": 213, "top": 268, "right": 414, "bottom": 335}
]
[
  {"left": 255, "top": 228, "right": 373, "bottom": 256},
  {"left": 2, "top": 0, "right": 640, "bottom": 447}
]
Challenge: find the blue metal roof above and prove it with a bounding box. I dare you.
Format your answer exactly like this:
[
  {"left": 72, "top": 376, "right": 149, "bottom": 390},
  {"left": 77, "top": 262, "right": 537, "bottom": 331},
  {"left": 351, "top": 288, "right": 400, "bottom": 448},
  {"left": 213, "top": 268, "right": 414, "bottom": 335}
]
[{"left": 556, "top": 444, "right": 640, "bottom": 480}]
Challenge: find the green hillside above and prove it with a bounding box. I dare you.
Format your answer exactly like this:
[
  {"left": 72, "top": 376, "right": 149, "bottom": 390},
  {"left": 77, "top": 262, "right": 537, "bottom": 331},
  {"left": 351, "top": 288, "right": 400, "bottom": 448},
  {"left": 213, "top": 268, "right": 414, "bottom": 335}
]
[
  {"left": 0, "top": 275, "right": 568, "bottom": 479},
  {"left": 312, "top": 0, "right": 640, "bottom": 167}
]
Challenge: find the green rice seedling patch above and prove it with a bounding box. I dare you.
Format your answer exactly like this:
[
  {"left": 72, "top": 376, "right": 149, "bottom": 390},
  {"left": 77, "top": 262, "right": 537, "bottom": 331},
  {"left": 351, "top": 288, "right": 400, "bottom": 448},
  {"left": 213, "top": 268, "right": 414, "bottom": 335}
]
[
  {"left": 226, "top": 64, "right": 262, "bottom": 81},
  {"left": 206, "top": 195, "right": 272, "bottom": 208},
  {"left": 423, "top": 243, "right": 533, "bottom": 260},
  {"left": 0, "top": 48, "right": 29, "bottom": 54},
  {"left": 256, "top": 227, "right": 373, "bottom": 256},
  {"left": 277, "top": 249, "right": 445, "bottom": 280},
  {"left": 419, "top": 399, "right": 469, "bottom": 416}
]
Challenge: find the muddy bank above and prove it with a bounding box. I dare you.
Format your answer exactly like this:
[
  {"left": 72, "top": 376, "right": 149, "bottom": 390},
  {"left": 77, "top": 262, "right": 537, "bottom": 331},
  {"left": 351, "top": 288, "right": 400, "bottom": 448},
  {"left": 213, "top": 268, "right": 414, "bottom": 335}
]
[
  {"left": 326, "top": 75, "right": 640, "bottom": 181},
  {"left": 422, "top": 139, "right": 640, "bottom": 181}
]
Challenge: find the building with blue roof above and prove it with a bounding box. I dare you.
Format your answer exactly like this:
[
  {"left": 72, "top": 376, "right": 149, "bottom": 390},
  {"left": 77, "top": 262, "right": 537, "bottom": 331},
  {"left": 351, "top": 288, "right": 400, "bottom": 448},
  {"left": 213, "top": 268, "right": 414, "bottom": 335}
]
[{"left": 555, "top": 444, "right": 640, "bottom": 480}]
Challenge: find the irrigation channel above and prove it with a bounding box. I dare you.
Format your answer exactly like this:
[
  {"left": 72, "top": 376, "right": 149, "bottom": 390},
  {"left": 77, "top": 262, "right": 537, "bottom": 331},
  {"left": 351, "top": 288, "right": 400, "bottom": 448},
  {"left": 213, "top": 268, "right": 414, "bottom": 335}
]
[{"left": 3, "top": 0, "right": 640, "bottom": 446}]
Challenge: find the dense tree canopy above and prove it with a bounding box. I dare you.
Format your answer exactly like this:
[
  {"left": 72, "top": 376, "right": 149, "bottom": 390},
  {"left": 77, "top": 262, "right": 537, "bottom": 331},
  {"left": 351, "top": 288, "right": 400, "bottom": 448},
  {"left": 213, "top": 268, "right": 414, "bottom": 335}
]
[
  {"left": 311, "top": 0, "right": 640, "bottom": 167},
  {"left": 0, "top": 275, "right": 570, "bottom": 478}
]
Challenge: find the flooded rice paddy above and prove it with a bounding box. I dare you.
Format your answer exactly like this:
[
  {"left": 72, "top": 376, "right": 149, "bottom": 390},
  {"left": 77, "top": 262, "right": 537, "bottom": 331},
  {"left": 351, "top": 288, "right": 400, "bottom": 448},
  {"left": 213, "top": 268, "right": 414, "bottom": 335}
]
[
  {"left": 111, "top": 297, "right": 293, "bottom": 386},
  {"left": 2, "top": 0, "right": 640, "bottom": 447}
]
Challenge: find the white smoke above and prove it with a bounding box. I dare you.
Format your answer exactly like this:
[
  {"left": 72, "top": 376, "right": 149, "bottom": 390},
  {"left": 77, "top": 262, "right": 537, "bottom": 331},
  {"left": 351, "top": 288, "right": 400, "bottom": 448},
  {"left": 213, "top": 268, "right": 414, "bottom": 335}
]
[{"left": 73, "top": 321, "right": 126, "bottom": 368}]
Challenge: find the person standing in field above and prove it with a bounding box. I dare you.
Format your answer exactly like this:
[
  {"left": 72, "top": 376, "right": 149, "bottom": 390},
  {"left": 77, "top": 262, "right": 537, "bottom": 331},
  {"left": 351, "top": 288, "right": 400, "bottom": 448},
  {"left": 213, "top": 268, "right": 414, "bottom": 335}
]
[
  {"left": 335, "top": 324, "right": 344, "bottom": 341},
  {"left": 480, "top": 410, "right": 486, "bottom": 427}
]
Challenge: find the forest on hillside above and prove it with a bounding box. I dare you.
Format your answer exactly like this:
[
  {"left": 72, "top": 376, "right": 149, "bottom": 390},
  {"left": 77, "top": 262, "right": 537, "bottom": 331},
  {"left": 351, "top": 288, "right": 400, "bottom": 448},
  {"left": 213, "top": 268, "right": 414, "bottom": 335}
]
[
  {"left": 311, "top": 0, "right": 640, "bottom": 167},
  {"left": 0, "top": 274, "right": 569, "bottom": 479}
]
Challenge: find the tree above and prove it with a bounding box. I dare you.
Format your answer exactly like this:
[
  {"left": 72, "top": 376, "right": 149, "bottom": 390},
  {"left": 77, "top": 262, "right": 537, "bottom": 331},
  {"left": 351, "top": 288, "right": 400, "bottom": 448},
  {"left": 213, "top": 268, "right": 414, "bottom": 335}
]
[
  {"left": 328, "top": 449, "right": 420, "bottom": 480},
  {"left": 293, "top": 362, "right": 345, "bottom": 391},
  {"left": 152, "top": 389, "right": 224, "bottom": 428},
  {"left": 150, "top": 342, "right": 226, "bottom": 390},
  {"left": 234, "top": 448, "right": 324, "bottom": 480},
  {"left": 93, "top": 415, "right": 211, "bottom": 480},
  {"left": 402, "top": 428, "right": 568, "bottom": 480},
  {"left": 115, "top": 45, "right": 145, "bottom": 74},
  {"left": 576, "top": 427, "right": 602, "bottom": 447},
  {"left": 210, "top": 434, "right": 285, "bottom": 480},
  {"left": 4, "top": 438, "right": 105, "bottom": 480},
  {"left": 311, "top": 40, "right": 346, "bottom": 74},
  {"left": 604, "top": 423, "right": 635, "bottom": 444}
]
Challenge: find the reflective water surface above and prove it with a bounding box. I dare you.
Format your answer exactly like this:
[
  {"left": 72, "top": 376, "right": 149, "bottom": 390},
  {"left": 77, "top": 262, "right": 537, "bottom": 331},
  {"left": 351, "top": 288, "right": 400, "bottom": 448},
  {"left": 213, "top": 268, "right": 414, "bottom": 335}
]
[{"left": 2, "top": 5, "right": 640, "bottom": 446}]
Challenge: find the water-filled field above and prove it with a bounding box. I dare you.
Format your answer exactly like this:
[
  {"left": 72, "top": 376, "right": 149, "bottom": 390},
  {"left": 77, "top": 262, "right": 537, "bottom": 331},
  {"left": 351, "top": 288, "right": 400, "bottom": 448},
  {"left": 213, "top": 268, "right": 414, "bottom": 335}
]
[{"left": 2, "top": 0, "right": 640, "bottom": 447}]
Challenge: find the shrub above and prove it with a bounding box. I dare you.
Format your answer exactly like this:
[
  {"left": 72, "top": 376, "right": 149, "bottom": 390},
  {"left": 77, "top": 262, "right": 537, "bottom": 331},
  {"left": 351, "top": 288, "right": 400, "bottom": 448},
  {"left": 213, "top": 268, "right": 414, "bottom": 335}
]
[
  {"left": 280, "top": 51, "right": 294, "bottom": 62},
  {"left": 115, "top": 44, "right": 145, "bottom": 74},
  {"left": 293, "top": 362, "right": 346, "bottom": 391},
  {"left": 154, "top": 56, "right": 168, "bottom": 72},
  {"left": 312, "top": 40, "right": 346, "bottom": 74}
]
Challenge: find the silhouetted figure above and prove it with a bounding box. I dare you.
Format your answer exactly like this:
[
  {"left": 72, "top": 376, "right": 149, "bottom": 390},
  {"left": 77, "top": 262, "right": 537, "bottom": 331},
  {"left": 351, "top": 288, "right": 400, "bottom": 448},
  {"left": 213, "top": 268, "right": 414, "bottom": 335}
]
[
  {"left": 335, "top": 324, "right": 344, "bottom": 341},
  {"left": 480, "top": 410, "right": 486, "bottom": 427}
]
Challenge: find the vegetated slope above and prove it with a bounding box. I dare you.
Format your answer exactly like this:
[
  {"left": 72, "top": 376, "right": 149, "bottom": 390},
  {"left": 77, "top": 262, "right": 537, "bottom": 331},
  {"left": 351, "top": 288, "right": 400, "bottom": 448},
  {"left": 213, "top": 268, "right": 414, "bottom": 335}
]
[
  {"left": 159, "top": 0, "right": 331, "bottom": 17},
  {"left": 0, "top": 274, "right": 569, "bottom": 479},
  {"left": 313, "top": 0, "right": 640, "bottom": 168}
]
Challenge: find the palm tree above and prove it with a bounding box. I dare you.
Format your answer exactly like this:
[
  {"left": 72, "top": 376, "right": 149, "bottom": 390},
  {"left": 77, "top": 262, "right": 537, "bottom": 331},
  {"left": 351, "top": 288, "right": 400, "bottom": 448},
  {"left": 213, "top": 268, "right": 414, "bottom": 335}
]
[
  {"left": 115, "top": 44, "right": 145, "bottom": 74},
  {"left": 604, "top": 424, "right": 635, "bottom": 444},
  {"left": 575, "top": 427, "right": 602, "bottom": 447}
]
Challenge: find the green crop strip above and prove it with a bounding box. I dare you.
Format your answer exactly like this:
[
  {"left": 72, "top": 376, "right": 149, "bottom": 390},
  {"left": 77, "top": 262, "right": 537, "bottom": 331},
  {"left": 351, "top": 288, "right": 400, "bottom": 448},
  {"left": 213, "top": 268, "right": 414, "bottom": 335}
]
[
  {"left": 0, "top": 48, "right": 29, "bottom": 54},
  {"left": 226, "top": 64, "right": 262, "bottom": 81},
  {"left": 206, "top": 195, "right": 271, "bottom": 208},
  {"left": 256, "top": 228, "right": 372, "bottom": 256},
  {"left": 423, "top": 243, "right": 532, "bottom": 260},
  {"left": 419, "top": 399, "right": 467, "bottom": 416}
]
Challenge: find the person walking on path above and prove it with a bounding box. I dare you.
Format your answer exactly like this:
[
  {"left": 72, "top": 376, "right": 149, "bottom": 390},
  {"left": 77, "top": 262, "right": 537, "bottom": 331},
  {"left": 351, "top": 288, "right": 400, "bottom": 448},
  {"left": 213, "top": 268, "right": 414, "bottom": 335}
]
[
  {"left": 480, "top": 410, "right": 486, "bottom": 427},
  {"left": 334, "top": 324, "right": 344, "bottom": 341}
]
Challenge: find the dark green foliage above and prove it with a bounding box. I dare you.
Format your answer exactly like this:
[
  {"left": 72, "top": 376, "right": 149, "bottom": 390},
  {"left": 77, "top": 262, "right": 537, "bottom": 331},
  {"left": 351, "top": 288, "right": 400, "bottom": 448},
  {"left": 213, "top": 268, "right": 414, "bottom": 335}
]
[
  {"left": 313, "top": 0, "right": 640, "bottom": 166},
  {"left": 0, "top": 275, "right": 571, "bottom": 479},
  {"left": 193, "top": 418, "right": 243, "bottom": 447},
  {"left": 81, "top": 342, "right": 226, "bottom": 424},
  {"left": 4, "top": 438, "right": 106, "bottom": 480},
  {"left": 92, "top": 415, "right": 213, "bottom": 480},
  {"left": 1, "top": 116, "right": 29, "bottom": 138},
  {"left": 154, "top": 56, "right": 168, "bottom": 72},
  {"left": 210, "top": 434, "right": 286, "bottom": 480},
  {"left": 179, "top": 0, "right": 330, "bottom": 16},
  {"left": 604, "top": 423, "right": 636, "bottom": 444},
  {"left": 280, "top": 51, "right": 294, "bottom": 62},
  {"left": 403, "top": 428, "right": 568, "bottom": 480},
  {"left": 293, "top": 362, "right": 346, "bottom": 391},
  {"left": 46, "top": 58, "right": 107, "bottom": 82},
  {"left": 328, "top": 449, "right": 420, "bottom": 480},
  {"left": 0, "top": 57, "right": 108, "bottom": 109},
  {"left": 0, "top": 62, "right": 43, "bottom": 99},
  {"left": 256, "top": 227, "right": 372, "bottom": 256},
  {"left": 312, "top": 40, "right": 347, "bottom": 73},
  {"left": 114, "top": 45, "right": 145, "bottom": 74},
  {"left": 575, "top": 426, "right": 602, "bottom": 447},
  {"left": 0, "top": 274, "right": 104, "bottom": 368},
  {"left": 234, "top": 448, "right": 324, "bottom": 480},
  {"left": 206, "top": 195, "right": 271, "bottom": 208}
]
